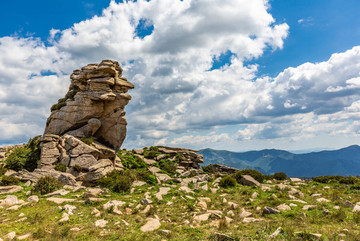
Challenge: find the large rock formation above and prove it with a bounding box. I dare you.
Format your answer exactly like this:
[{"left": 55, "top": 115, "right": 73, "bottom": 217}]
[{"left": 45, "top": 60, "right": 134, "bottom": 149}]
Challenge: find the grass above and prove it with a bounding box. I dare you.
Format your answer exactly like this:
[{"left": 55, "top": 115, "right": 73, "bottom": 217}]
[{"left": 0, "top": 179, "right": 360, "bottom": 240}]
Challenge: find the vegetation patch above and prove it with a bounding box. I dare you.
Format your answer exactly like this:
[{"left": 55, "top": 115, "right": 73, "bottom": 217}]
[
  {"left": 5, "top": 136, "right": 41, "bottom": 172},
  {"left": 0, "top": 175, "right": 20, "bottom": 186},
  {"left": 118, "top": 151, "right": 147, "bottom": 169},
  {"left": 313, "top": 175, "right": 359, "bottom": 184},
  {"left": 81, "top": 136, "right": 94, "bottom": 145},
  {"left": 97, "top": 170, "right": 134, "bottom": 193},
  {"left": 54, "top": 163, "right": 67, "bottom": 172},
  {"left": 142, "top": 146, "right": 161, "bottom": 159},
  {"left": 219, "top": 175, "right": 237, "bottom": 188},
  {"left": 33, "top": 176, "right": 62, "bottom": 195},
  {"left": 50, "top": 85, "right": 80, "bottom": 111}
]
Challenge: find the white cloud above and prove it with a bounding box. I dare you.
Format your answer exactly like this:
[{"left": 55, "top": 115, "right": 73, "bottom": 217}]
[{"left": 0, "top": 0, "right": 359, "bottom": 151}]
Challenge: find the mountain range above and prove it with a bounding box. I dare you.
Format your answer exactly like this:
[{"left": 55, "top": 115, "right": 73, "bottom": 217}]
[{"left": 199, "top": 145, "right": 360, "bottom": 177}]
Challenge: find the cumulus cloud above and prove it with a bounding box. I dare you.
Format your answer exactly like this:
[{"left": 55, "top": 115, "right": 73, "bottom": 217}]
[{"left": 0, "top": 0, "right": 359, "bottom": 150}]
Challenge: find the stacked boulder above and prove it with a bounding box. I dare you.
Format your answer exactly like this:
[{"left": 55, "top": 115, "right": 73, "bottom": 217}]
[
  {"left": 12, "top": 60, "right": 133, "bottom": 185},
  {"left": 44, "top": 59, "right": 134, "bottom": 150}
]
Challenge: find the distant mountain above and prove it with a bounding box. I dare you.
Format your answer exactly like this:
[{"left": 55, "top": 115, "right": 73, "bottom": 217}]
[{"left": 199, "top": 145, "right": 360, "bottom": 177}]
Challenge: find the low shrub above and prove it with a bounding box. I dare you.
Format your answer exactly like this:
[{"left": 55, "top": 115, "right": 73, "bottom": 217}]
[
  {"left": 158, "top": 159, "right": 177, "bottom": 175},
  {"left": 273, "top": 172, "right": 288, "bottom": 180},
  {"left": 142, "top": 146, "right": 161, "bottom": 159},
  {"left": 313, "top": 175, "right": 359, "bottom": 184},
  {"left": 97, "top": 170, "right": 136, "bottom": 193},
  {"left": 202, "top": 165, "right": 217, "bottom": 174},
  {"left": 0, "top": 166, "right": 7, "bottom": 176},
  {"left": 231, "top": 171, "right": 243, "bottom": 183},
  {"left": 119, "top": 152, "right": 147, "bottom": 169},
  {"left": 33, "top": 176, "right": 62, "bottom": 195},
  {"left": 0, "top": 175, "right": 20, "bottom": 186},
  {"left": 5, "top": 136, "right": 41, "bottom": 172},
  {"left": 134, "top": 169, "right": 157, "bottom": 185},
  {"left": 219, "top": 175, "right": 237, "bottom": 188},
  {"left": 54, "top": 163, "right": 67, "bottom": 172}
]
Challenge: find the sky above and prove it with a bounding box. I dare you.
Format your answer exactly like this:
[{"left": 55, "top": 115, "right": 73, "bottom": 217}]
[{"left": 0, "top": 0, "right": 360, "bottom": 152}]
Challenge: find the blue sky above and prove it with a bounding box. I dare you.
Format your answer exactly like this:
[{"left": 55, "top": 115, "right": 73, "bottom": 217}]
[{"left": 0, "top": 0, "right": 360, "bottom": 152}]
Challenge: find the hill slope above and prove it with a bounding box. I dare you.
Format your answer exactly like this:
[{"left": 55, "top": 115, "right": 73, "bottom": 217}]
[{"left": 200, "top": 145, "right": 360, "bottom": 176}]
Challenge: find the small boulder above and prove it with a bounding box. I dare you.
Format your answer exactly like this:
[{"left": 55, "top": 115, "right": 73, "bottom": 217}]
[{"left": 239, "top": 175, "right": 260, "bottom": 186}]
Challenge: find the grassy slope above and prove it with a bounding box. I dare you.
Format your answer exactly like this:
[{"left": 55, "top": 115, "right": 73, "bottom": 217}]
[{"left": 1, "top": 179, "right": 360, "bottom": 240}]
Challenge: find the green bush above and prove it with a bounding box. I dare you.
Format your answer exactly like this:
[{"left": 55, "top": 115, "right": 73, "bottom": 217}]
[
  {"left": 5, "top": 136, "right": 41, "bottom": 172},
  {"left": 202, "top": 165, "right": 217, "bottom": 174},
  {"left": 219, "top": 175, "right": 237, "bottom": 188},
  {"left": 119, "top": 152, "right": 147, "bottom": 169},
  {"left": 50, "top": 85, "right": 79, "bottom": 112},
  {"left": 237, "top": 169, "right": 265, "bottom": 183},
  {"left": 158, "top": 159, "right": 177, "bottom": 175},
  {"left": 142, "top": 146, "right": 161, "bottom": 159},
  {"left": 134, "top": 169, "right": 157, "bottom": 185},
  {"left": 33, "top": 176, "right": 62, "bottom": 195},
  {"left": 54, "top": 163, "right": 67, "bottom": 172},
  {"left": 273, "top": 172, "right": 288, "bottom": 180},
  {"left": 0, "top": 175, "right": 20, "bottom": 186},
  {"left": 313, "top": 175, "right": 359, "bottom": 184},
  {"left": 97, "top": 170, "right": 135, "bottom": 193},
  {"left": 0, "top": 166, "right": 7, "bottom": 176},
  {"left": 231, "top": 171, "right": 243, "bottom": 183}
]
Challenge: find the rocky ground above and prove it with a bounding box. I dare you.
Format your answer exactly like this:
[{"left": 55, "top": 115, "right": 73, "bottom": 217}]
[{"left": 1, "top": 155, "right": 360, "bottom": 240}]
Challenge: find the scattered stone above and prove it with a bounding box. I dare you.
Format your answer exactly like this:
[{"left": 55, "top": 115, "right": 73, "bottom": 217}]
[
  {"left": 4, "top": 232, "right": 16, "bottom": 240},
  {"left": 227, "top": 201, "right": 238, "bottom": 209},
  {"left": 311, "top": 193, "right": 322, "bottom": 197},
  {"left": 271, "top": 194, "right": 277, "bottom": 198},
  {"left": 251, "top": 192, "right": 258, "bottom": 198},
  {"left": 269, "top": 227, "right": 282, "bottom": 239},
  {"left": 289, "top": 203, "right": 298, "bottom": 207},
  {"left": 7, "top": 205, "right": 21, "bottom": 211},
  {"left": 103, "top": 200, "right": 126, "bottom": 210},
  {"left": 122, "top": 219, "right": 129, "bottom": 226},
  {"left": 133, "top": 181, "right": 147, "bottom": 187},
  {"left": 141, "top": 205, "right": 151, "bottom": 214},
  {"left": 239, "top": 208, "right": 252, "bottom": 218},
  {"left": 316, "top": 198, "right": 330, "bottom": 203},
  {"left": 46, "top": 197, "right": 76, "bottom": 204},
  {"left": 141, "top": 198, "right": 152, "bottom": 205},
  {"left": 352, "top": 204, "right": 360, "bottom": 212},
  {"left": 95, "top": 219, "right": 108, "bottom": 228},
  {"left": 227, "top": 210, "right": 235, "bottom": 217},
  {"left": 27, "top": 195, "right": 39, "bottom": 203},
  {"left": 239, "top": 175, "right": 260, "bottom": 186},
  {"left": 199, "top": 197, "right": 211, "bottom": 203},
  {"left": 277, "top": 204, "right": 291, "bottom": 211},
  {"left": 212, "top": 232, "right": 234, "bottom": 241},
  {"left": 333, "top": 205, "right": 340, "bottom": 210},
  {"left": 194, "top": 213, "right": 210, "bottom": 222},
  {"left": 1, "top": 195, "right": 18, "bottom": 207},
  {"left": 155, "top": 187, "right": 171, "bottom": 200},
  {"left": 322, "top": 209, "right": 330, "bottom": 215},
  {"left": 92, "top": 208, "right": 101, "bottom": 217},
  {"left": 302, "top": 205, "right": 317, "bottom": 210},
  {"left": 290, "top": 178, "right": 302, "bottom": 182},
  {"left": 59, "top": 213, "right": 69, "bottom": 222},
  {"left": 243, "top": 217, "right": 263, "bottom": 223},
  {"left": 0, "top": 186, "right": 23, "bottom": 195},
  {"left": 64, "top": 204, "right": 77, "bottom": 215},
  {"left": 140, "top": 218, "right": 161, "bottom": 232},
  {"left": 197, "top": 201, "right": 207, "bottom": 209},
  {"left": 17, "top": 233, "right": 31, "bottom": 240},
  {"left": 158, "top": 229, "right": 171, "bottom": 236},
  {"left": 263, "top": 207, "right": 280, "bottom": 215},
  {"left": 45, "top": 189, "right": 70, "bottom": 197},
  {"left": 24, "top": 181, "right": 31, "bottom": 187}
]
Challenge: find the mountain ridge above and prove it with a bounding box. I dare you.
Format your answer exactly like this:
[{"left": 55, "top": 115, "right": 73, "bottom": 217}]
[{"left": 199, "top": 145, "right": 360, "bottom": 177}]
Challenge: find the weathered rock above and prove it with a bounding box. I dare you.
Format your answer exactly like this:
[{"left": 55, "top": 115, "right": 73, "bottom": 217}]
[
  {"left": 155, "top": 187, "right": 171, "bottom": 200},
  {"left": 269, "top": 227, "right": 282, "bottom": 239},
  {"left": 194, "top": 213, "right": 211, "bottom": 222},
  {"left": 0, "top": 185, "right": 23, "bottom": 194},
  {"left": 46, "top": 197, "right": 76, "bottom": 204},
  {"left": 302, "top": 205, "right": 317, "bottom": 210},
  {"left": 140, "top": 218, "right": 161, "bottom": 232},
  {"left": 95, "top": 219, "right": 108, "bottom": 228},
  {"left": 240, "top": 175, "right": 261, "bottom": 186},
  {"left": 27, "top": 195, "right": 39, "bottom": 203},
  {"left": 263, "top": 206, "right": 280, "bottom": 215},
  {"left": 103, "top": 200, "right": 126, "bottom": 210},
  {"left": 243, "top": 217, "right": 263, "bottom": 223},
  {"left": 1, "top": 195, "right": 18, "bottom": 207},
  {"left": 45, "top": 60, "right": 133, "bottom": 150},
  {"left": 277, "top": 204, "right": 291, "bottom": 211}
]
